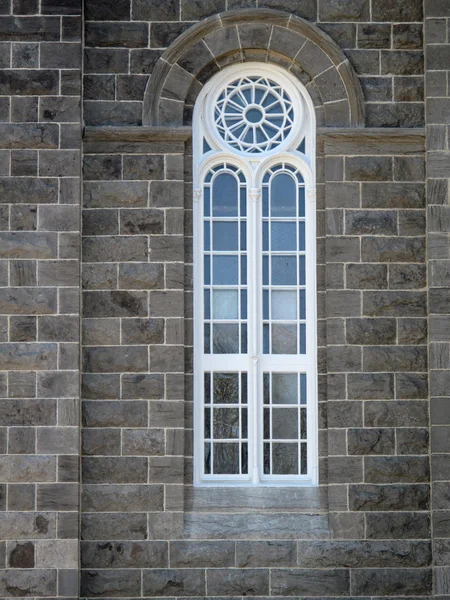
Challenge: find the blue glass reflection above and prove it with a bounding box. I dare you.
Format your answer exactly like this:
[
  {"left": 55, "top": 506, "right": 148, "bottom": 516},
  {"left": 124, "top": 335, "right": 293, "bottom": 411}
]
[
  {"left": 213, "top": 222, "right": 238, "bottom": 251},
  {"left": 241, "top": 255, "right": 247, "bottom": 285},
  {"left": 204, "top": 222, "right": 210, "bottom": 251},
  {"left": 204, "top": 187, "right": 210, "bottom": 217},
  {"left": 204, "top": 255, "right": 210, "bottom": 285},
  {"left": 299, "top": 255, "right": 306, "bottom": 286},
  {"left": 213, "top": 256, "right": 238, "bottom": 285},
  {"left": 204, "top": 289, "right": 210, "bottom": 319},
  {"left": 299, "top": 222, "right": 305, "bottom": 251},
  {"left": 300, "top": 373, "right": 307, "bottom": 405},
  {"left": 241, "top": 290, "right": 247, "bottom": 319},
  {"left": 263, "top": 222, "right": 269, "bottom": 251},
  {"left": 263, "top": 256, "right": 269, "bottom": 285},
  {"left": 212, "top": 173, "right": 238, "bottom": 217},
  {"left": 271, "top": 222, "right": 296, "bottom": 251},
  {"left": 299, "top": 187, "right": 305, "bottom": 217},
  {"left": 240, "top": 188, "right": 247, "bottom": 216},
  {"left": 262, "top": 187, "right": 269, "bottom": 217},
  {"left": 272, "top": 256, "right": 297, "bottom": 285},
  {"left": 299, "top": 289, "right": 306, "bottom": 320},
  {"left": 270, "top": 173, "right": 296, "bottom": 217},
  {"left": 240, "top": 222, "right": 247, "bottom": 251}
]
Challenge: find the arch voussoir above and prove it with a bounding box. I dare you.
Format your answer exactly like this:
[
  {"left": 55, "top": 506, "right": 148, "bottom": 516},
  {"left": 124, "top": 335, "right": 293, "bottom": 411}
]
[{"left": 143, "top": 8, "right": 365, "bottom": 128}]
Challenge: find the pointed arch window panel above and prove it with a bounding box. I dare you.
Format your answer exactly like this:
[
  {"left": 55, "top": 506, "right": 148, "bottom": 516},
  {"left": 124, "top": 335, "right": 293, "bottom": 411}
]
[{"left": 193, "top": 63, "right": 318, "bottom": 486}]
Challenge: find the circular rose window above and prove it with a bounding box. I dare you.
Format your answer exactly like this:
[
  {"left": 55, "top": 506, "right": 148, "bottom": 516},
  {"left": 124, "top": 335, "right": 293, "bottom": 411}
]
[{"left": 214, "top": 76, "right": 296, "bottom": 154}]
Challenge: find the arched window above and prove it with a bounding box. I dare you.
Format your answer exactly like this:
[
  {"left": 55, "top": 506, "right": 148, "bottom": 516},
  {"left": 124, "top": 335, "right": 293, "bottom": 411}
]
[{"left": 193, "top": 63, "right": 317, "bottom": 486}]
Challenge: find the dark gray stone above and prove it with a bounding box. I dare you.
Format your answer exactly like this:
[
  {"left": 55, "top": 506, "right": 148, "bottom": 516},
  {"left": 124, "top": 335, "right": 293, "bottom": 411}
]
[
  {"left": 143, "top": 568, "right": 206, "bottom": 596},
  {"left": 271, "top": 568, "right": 350, "bottom": 596},
  {"left": 348, "top": 428, "right": 395, "bottom": 455}
]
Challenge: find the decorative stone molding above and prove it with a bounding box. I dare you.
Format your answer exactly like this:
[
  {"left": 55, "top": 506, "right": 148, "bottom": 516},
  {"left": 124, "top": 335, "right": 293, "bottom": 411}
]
[{"left": 143, "top": 8, "right": 365, "bottom": 129}]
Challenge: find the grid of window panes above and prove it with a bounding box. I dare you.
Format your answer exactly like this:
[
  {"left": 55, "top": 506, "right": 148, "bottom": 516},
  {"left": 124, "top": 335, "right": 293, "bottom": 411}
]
[
  {"left": 203, "top": 164, "right": 247, "bottom": 355},
  {"left": 204, "top": 371, "right": 248, "bottom": 475},
  {"left": 263, "top": 372, "right": 307, "bottom": 475},
  {"left": 262, "top": 164, "right": 306, "bottom": 355}
]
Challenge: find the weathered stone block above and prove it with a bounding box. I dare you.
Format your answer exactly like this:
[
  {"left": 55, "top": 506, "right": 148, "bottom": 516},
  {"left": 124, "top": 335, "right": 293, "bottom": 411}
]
[
  {"left": 0, "top": 569, "right": 56, "bottom": 596},
  {"left": 82, "top": 400, "right": 147, "bottom": 428},
  {"left": 81, "top": 540, "right": 168, "bottom": 568},
  {"left": 0, "top": 455, "right": 55, "bottom": 483},
  {"left": 122, "top": 318, "right": 164, "bottom": 344},
  {"left": 82, "top": 456, "right": 147, "bottom": 484},
  {"left": 271, "top": 568, "right": 350, "bottom": 596},
  {"left": 364, "top": 291, "right": 426, "bottom": 317},
  {"left": 351, "top": 568, "right": 431, "bottom": 596},
  {"left": 83, "top": 291, "right": 147, "bottom": 317},
  {"left": 397, "top": 428, "right": 429, "bottom": 455},
  {"left": 365, "top": 400, "right": 428, "bottom": 427},
  {"left": 82, "top": 428, "right": 121, "bottom": 456},
  {"left": 143, "top": 568, "right": 206, "bottom": 596},
  {"left": 362, "top": 236, "right": 425, "bottom": 263},
  {"left": 171, "top": 540, "right": 235, "bottom": 568},
  {"left": 37, "top": 483, "right": 78, "bottom": 511},
  {"left": 122, "top": 428, "right": 165, "bottom": 456},
  {"left": 396, "top": 372, "right": 428, "bottom": 399},
  {"left": 82, "top": 345, "right": 148, "bottom": 373},
  {"left": 82, "top": 484, "right": 163, "bottom": 513},
  {"left": 348, "top": 428, "right": 395, "bottom": 455},
  {"left": 346, "top": 318, "right": 396, "bottom": 345},
  {"left": 83, "top": 318, "right": 120, "bottom": 345},
  {"left": 349, "top": 483, "right": 430, "bottom": 511},
  {"left": 119, "top": 263, "right": 164, "bottom": 290},
  {"left": 346, "top": 156, "right": 393, "bottom": 181},
  {"left": 363, "top": 346, "right": 427, "bottom": 372},
  {"left": 81, "top": 569, "right": 141, "bottom": 597},
  {"left": 346, "top": 264, "right": 387, "bottom": 289},
  {"left": 362, "top": 182, "right": 425, "bottom": 208},
  {"left": 83, "top": 235, "right": 148, "bottom": 262}
]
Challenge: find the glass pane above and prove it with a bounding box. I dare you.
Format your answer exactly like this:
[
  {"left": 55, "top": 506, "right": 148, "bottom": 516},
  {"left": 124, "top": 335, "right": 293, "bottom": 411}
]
[
  {"left": 298, "top": 187, "right": 305, "bottom": 217},
  {"left": 241, "top": 373, "right": 247, "bottom": 404},
  {"left": 204, "top": 323, "right": 210, "bottom": 353},
  {"left": 300, "top": 374, "right": 307, "bottom": 405},
  {"left": 272, "top": 291, "right": 297, "bottom": 320},
  {"left": 262, "top": 187, "right": 269, "bottom": 217},
  {"left": 204, "top": 407, "right": 211, "bottom": 438},
  {"left": 212, "top": 173, "right": 238, "bottom": 216},
  {"left": 213, "top": 372, "right": 239, "bottom": 404},
  {"left": 213, "top": 408, "right": 240, "bottom": 438},
  {"left": 272, "top": 324, "right": 297, "bottom": 354},
  {"left": 301, "top": 442, "right": 307, "bottom": 474},
  {"left": 263, "top": 373, "right": 270, "bottom": 404},
  {"left": 204, "top": 289, "right": 210, "bottom": 319},
  {"left": 271, "top": 173, "right": 296, "bottom": 216},
  {"left": 299, "top": 221, "right": 305, "bottom": 251},
  {"left": 264, "top": 442, "right": 270, "bottom": 474},
  {"left": 242, "top": 407, "right": 247, "bottom": 438},
  {"left": 204, "top": 373, "right": 211, "bottom": 404},
  {"left": 241, "top": 443, "right": 248, "bottom": 474},
  {"left": 213, "top": 290, "right": 238, "bottom": 320},
  {"left": 241, "top": 323, "right": 247, "bottom": 353},
  {"left": 263, "top": 290, "right": 269, "bottom": 320},
  {"left": 204, "top": 255, "right": 210, "bottom": 285},
  {"left": 240, "top": 188, "right": 247, "bottom": 217},
  {"left": 204, "top": 222, "right": 210, "bottom": 251},
  {"left": 301, "top": 408, "right": 307, "bottom": 439},
  {"left": 273, "top": 443, "right": 298, "bottom": 474},
  {"left": 263, "top": 323, "right": 270, "bottom": 354},
  {"left": 213, "top": 256, "right": 238, "bottom": 285},
  {"left": 204, "top": 187, "right": 210, "bottom": 217},
  {"left": 300, "top": 323, "right": 306, "bottom": 354},
  {"left": 271, "top": 222, "right": 296, "bottom": 251},
  {"left": 204, "top": 442, "right": 211, "bottom": 473},
  {"left": 299, "top": 289, "right": 306, "bottom": 320},
  {"left": 263, "top": 408, "right": 270, "bottom": 439},
  {"left": 263, "top": 256, "right": 269, "bottom": 285},
  {"left": 213, "top": 222, "right": 238, "bottom": 251},
  {"left": 299, "top": 256, "right": 305, "bottom": 285},
  {"left": 272, "top": 408, "right": 298, "bottom": 439},
  {"left": 272, "top": 373, "right": 298, "bottom": 404},
  {"left": 263, "top": 221, "right": 269, "bottom": 251},
  {"left": 214, "top": 443, "right": 239, "bottom": 474},
  {"left": 240, "top": 222, "right": 247, "bottom": 251},
  {"left": 240, "top": 290, "right": 247, "bottom": 320},
  {"left": 241, "top": 255, "right": 247, "bottom": 284},
  {"left": 272, "top": 256, "right": 297, "bottom": 285},
  {"left": 213, "top": 323, "right": 239, "bottom": 353}
]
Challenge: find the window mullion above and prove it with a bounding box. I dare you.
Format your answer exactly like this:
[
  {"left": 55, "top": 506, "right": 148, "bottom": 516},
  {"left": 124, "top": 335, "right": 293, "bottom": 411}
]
[{"left": 248, "top": 187, "right": 261, "bottom": 484}]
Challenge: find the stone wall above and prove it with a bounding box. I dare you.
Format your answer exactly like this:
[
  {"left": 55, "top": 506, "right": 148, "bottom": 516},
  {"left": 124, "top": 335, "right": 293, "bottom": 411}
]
[
  {"left": 425, "top": 0, "right": 450, "bottom": 594},
  {"left": 0, "top": 0, "right": 82, "bottom": 597},
  {"left": 0, "top": 0, "right": 449, "bottom": 598},
  {"left": 83, "top": 0, "right": 424, "bottom": 128}
]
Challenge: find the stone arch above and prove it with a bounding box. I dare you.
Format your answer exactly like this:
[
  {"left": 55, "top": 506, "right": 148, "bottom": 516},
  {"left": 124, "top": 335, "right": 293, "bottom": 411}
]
[{"left": 143, "top": 8, "right": 365, "bottom": 128}]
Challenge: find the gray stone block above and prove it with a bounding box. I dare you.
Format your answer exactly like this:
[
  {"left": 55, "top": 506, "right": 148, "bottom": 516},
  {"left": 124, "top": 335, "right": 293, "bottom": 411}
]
[
  {"left": 37, "top": 482, "right": 78, "bottom": 511},
  {"left": 351, "top": 568, "right": 431, "bottom": 596},
  {"left": 363, "top": 346, "right": 427, "bottom": 372},
  {"left": 82, "top": 456, "right": 147, "bottom": 484},
  {"left": 120, "top": 208, "right": 164, "bottom": 234},
  {"left": 397, "top": 428, "right": 429, "bottom": 455},
  {"left": 362, "top": 236, "right": 425, "bottom": 263},
  {"left": 349, "top": 484, "right": 430, "bottom": 512},
  {"left": 362, "top": 183, "right": 425, "bottom": 208},
  {"left": 345, "top": 210, "right": 397, "bottom": 235},
  {"left": 365, "top": 400, "right": 428, "bottom": 427},
  {"left": 82, "top": 400, "right": 147, "bottom": 428},
  {"left": 346, "top": 156, "right": 393, "bottom": 181},
  {"left": 348, "top": 428, "right": 395, "bottom": 455},
  {"left": 150, "top": 400, "right": 184, "bottom": 428},
  {"left": 123, "top": 428, "right": 165, "bottom": 456},
  {"left": 122, "top": 374, "right": 164, "bottom": 399},
  {"left": 396, "top": 373, "right": 428, "bottom": 399},
  {"left": 83, "top": 235, "right": 147, "bottom": 262},
  {"left": 346, "top": 318, "right": 396, "bottom": 345},
  {"left": 83, "top": 291, "right": 147, "bottom": 318},
  {"left": 119, "top": 263, "right": 164, "bottom": 290},
  {"left": 171, "top": 540, "right": 235, "bottom": 568},
  {"left": 326, "top": 237, "right": 360, "bottom": 262},
  {"left": 82, "top": 484, "right": 163, "bottom": 512},
  {"left": 81, "top": 540, "right": 168, "bottom": 568},
  {"left": 346, "top": 264, "right": 388, "bottom": 289},
  {"left": 83, "top": 318, "right": 120, "bottom": 345},
  {"left": 81, "top": 569, "right": 141, "bottom": 597},
  {"left": 364, "top": 291, "right": 426, "bottom": 317},
  {"left": 0, "top": 455, "right": 55, "bottom": 483},
  {"left": 82, "top": 427, "right": 121, "bottom": 456},
  {"left": 271, "top": 568, "right": 350, "bottom": 596},
  {"left": 365, "top": 456, "right": 429, "bottom": 483},
  {"left": 143, "top": 568, "right": 205, "bottom": 596},
  {"left": 83, "top": 345, "right": 148, "bottom": 373},
  {"left": 0, "top": 569, "right": 56, "bottom": 596}
]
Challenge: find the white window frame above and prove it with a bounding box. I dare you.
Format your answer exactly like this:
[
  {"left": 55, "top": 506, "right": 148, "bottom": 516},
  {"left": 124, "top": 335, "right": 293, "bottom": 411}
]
[{"left": 193, "top": 63, "right": 318, "bottom": 486}]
